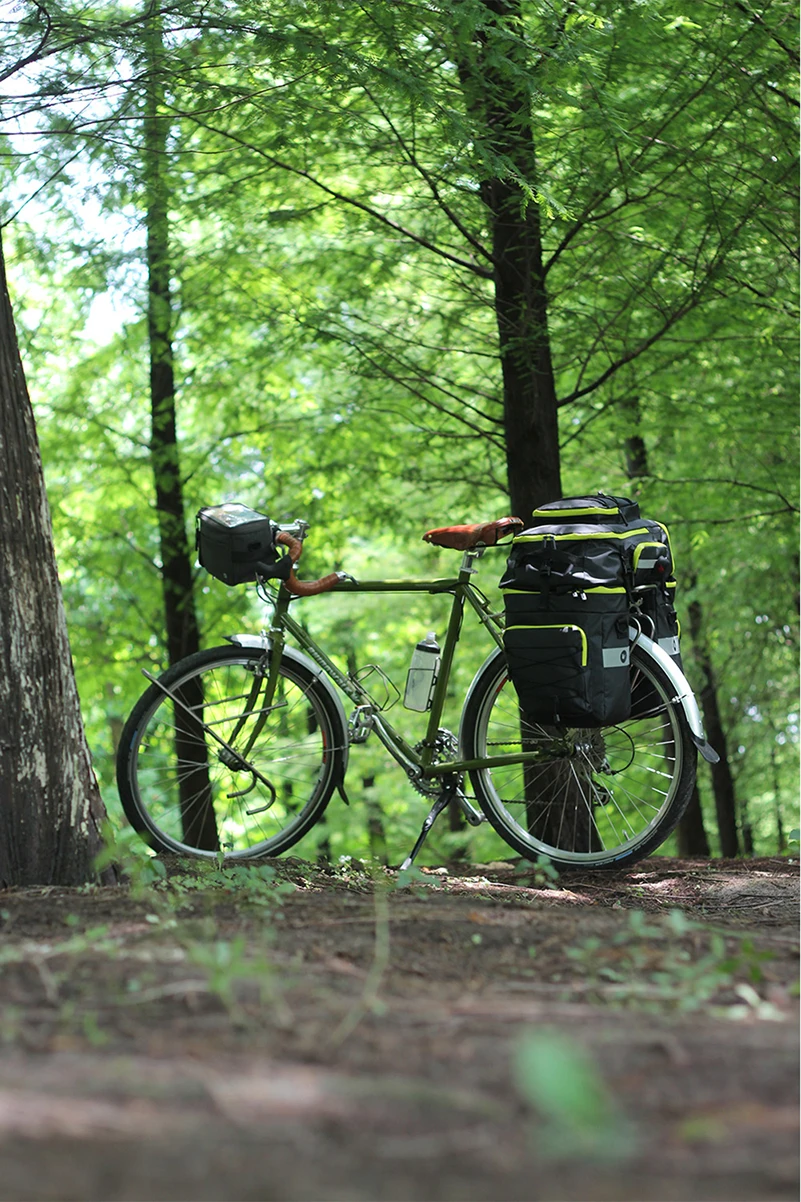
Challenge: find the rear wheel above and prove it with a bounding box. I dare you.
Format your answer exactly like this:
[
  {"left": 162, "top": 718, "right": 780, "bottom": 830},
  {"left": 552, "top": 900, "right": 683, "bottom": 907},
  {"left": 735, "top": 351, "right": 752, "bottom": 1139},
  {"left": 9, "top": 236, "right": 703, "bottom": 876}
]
[
  {"left": 461, "top": 644, "right": 696, "bottom": 869},
  {"left": 116, "top": 645, "right": 345, "bottom": 859}
]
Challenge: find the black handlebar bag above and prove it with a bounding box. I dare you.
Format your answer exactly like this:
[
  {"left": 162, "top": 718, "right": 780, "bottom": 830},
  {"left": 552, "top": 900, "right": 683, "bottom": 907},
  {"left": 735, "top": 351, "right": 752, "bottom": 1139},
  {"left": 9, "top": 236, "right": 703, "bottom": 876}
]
[{"left": 196, "top": 504, "right": 290, "bottom": 586}]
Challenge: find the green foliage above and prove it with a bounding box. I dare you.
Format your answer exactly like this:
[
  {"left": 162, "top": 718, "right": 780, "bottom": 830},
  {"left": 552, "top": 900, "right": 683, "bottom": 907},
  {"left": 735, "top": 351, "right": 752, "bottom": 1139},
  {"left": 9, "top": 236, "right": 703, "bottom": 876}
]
[
  {"left": 1, "top": 0, "right": 797, "bottom": 862},
  {"left": 564, "top": 908, "right": 784, "bottom": 1018},
  {"left": 514, "top": 855, "right": 560, "bottom": 888}
]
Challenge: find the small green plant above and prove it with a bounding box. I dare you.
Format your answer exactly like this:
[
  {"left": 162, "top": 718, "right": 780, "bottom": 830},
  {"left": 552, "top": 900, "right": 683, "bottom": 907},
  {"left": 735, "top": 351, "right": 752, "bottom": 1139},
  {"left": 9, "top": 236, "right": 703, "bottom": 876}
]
[
  {"left": 168, "top": 862, "right": 296, "bottom": 911},
  {"left": 394, "top": 863, "right": 442, "bottom": 891},
  {"left": 93, "top": 822, "right": 167, "bottom": 898},
  {"left": 565, "top": 908, "right": 777, "bottom": 1015},
  {"left": 513, "top": 1029, "right": 636, "bottom": 1160},
  {"left": 186, "top": 936, "right": 274, "bottom": 1016},
  {"left": 515, "top": 854, "right": 560, "bottom": 889}
]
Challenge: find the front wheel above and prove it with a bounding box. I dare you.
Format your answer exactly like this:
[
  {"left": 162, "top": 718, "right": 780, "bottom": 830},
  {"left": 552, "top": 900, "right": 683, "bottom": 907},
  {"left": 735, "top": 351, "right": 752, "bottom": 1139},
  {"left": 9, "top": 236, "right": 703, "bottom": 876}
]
[
  {"left": 116, "top": 645, "right": 346, "bottom": 860},
  {"left": 461, "top": 645, "right": 696, "bottom": 870}
]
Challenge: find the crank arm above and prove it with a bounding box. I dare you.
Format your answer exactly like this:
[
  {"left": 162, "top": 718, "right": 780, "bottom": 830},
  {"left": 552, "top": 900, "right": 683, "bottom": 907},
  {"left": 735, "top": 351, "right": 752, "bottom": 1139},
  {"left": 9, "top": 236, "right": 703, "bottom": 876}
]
[{"left": 456, "top": 792, "right": 486, "bottom": 827}]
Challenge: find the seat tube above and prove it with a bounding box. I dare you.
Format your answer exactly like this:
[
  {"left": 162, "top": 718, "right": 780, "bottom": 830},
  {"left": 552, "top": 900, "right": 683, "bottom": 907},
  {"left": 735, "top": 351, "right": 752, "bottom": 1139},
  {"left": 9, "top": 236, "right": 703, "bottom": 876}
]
[{"left": 419, "top": 580, "right": 467, "bottom": 763}]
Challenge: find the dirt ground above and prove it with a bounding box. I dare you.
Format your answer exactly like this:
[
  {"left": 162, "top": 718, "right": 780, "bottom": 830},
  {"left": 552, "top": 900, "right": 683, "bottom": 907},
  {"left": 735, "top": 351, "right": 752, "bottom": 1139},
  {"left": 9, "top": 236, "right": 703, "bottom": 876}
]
[{"left": 0, "top": 854, "right": 797, "bottom": 1202}]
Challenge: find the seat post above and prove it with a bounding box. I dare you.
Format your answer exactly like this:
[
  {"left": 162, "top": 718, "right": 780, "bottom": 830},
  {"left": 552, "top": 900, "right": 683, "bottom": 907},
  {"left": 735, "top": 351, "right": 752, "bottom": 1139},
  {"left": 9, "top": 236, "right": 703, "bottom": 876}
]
[{"left": 459, "top": 546, "right": 484, "bottom": 576}]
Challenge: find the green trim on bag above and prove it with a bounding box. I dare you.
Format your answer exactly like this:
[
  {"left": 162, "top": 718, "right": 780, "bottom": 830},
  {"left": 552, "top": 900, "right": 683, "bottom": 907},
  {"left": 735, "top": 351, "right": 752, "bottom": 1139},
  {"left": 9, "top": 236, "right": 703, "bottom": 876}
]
[
  {"left": 532, "top": 505, "right": 624, "bottom": 519},
  {"left": 503, "top": 586, "right": 628, "bottom": 595},
  {"left": 652, "top": 520, "right": 674, "bottom": 561},
  {"left": 513, "top": 527, "right": 651, "bottom": 544},
  {"left": 505, "top": 623, "right": 588, "bottom": 666}
]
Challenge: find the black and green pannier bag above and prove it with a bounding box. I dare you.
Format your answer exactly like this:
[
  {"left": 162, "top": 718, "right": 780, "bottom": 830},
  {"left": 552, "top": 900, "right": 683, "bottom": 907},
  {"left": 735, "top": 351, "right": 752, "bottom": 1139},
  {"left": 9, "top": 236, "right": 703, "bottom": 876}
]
[{"left": 499, "top": 494, "right": 681, "bottom": 726}]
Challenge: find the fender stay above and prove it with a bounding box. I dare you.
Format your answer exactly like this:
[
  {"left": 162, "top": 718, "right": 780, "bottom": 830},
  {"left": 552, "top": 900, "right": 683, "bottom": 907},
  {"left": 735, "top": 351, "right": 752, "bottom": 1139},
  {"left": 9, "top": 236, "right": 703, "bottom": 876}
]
[{"left": 224, "top": 633, "right": 351, "bottom": 786}]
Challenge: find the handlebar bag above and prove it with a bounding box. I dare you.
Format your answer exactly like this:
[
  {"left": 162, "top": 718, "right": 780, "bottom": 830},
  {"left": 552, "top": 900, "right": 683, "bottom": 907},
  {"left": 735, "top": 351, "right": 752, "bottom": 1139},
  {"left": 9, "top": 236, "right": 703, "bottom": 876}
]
[{"left": 196, "top": 504, "right": 290, "bottom": 586}]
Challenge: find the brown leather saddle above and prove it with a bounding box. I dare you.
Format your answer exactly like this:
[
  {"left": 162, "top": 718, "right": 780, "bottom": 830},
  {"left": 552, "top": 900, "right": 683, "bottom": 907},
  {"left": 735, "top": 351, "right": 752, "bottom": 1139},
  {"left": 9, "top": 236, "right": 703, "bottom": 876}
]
[{"left": 422, "top": 516, "right": 523, "bottom": 550}]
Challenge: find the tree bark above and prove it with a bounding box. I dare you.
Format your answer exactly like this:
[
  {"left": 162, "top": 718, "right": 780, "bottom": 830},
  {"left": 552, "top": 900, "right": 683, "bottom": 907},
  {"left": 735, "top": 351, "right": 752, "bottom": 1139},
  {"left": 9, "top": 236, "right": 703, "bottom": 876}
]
[
  {"left": 686, "top": 589, "right": 740, "bottom": 858},
  {"left": 620, "top": 395, "right": 711, "bottom": 857},
  {"left": 676, "top": 785, "right": 711, "bottom": 858},
  {"left": 144, "top": 12, "right": 216, "bottom": 850},
  {"left": 0, "top": 232, "right": 109, "bottom": 885},
  {"left": 457, "top": 0, "right": 562, "bottom": 525}
]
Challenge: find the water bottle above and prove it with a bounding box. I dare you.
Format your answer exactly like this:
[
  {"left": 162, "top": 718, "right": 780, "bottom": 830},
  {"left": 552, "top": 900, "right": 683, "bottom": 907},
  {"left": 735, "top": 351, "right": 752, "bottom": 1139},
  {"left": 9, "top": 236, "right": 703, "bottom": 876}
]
[{"left": 403, "top": 632, "right": 440, "bottom": 711}]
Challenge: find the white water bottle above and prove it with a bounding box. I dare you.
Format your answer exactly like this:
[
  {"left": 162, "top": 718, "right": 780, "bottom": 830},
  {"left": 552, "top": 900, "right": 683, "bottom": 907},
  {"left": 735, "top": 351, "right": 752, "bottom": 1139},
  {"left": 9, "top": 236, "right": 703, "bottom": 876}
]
[{"left": 404, "top": 632, "right": 440, "bottom": 711}]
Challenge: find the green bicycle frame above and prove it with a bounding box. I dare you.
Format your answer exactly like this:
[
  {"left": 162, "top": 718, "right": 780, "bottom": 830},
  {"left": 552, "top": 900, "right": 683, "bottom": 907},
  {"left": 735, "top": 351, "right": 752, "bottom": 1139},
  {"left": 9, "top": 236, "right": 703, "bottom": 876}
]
[{"left": 256, "top": 550, "right": 555, "bottom": 779}]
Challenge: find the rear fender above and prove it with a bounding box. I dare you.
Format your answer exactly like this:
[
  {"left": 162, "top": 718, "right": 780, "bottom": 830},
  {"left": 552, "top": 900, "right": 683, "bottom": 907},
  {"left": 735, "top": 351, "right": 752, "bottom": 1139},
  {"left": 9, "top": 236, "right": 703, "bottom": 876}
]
[
  {"left": 460, "top": 639, "right": 719, "bottom": 765},
  {"left": 628, "top": 629, "right": 719, "bottom": 763}
]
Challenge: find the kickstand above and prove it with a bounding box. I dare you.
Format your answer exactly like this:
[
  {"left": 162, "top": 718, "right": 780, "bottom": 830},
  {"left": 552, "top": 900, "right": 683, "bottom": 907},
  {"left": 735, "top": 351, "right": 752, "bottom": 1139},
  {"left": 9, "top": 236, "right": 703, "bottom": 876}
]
[{"left": 399, "top": 786, "right": 455, "bottom": 872}]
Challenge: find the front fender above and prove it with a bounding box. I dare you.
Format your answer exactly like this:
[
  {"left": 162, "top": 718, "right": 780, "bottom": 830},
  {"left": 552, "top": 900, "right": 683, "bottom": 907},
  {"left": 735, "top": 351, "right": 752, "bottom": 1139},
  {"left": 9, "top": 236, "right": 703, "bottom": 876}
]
[{"left": 223, "top": 633, "right": 350, "bottom": 778}]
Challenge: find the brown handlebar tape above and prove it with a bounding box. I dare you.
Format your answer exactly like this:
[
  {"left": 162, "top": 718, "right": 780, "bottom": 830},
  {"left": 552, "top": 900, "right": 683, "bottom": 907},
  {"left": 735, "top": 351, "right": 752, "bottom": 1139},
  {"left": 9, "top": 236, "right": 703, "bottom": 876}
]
[{"left": 275, "top": 531, "right": 341, "bottom": 596}]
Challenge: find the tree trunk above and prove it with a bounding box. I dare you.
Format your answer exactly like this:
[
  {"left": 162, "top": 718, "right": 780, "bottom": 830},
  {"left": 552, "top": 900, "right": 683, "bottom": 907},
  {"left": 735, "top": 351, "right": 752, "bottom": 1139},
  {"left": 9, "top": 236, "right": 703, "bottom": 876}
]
[
  {"left": 0, "top": 232, "right": 109, "bottom": 885},
  {"left": 144, "top": 13, "right": 216, "bottom": 850},
  {"left": 676, "top": 785, "right": 711, "bottom": 857},
  {"left": 457, "top": 0, "right": 562, "bottom": 525},
  {"left": 620, "top": 396, "right": 711, "bottom": 856},
  {"left": 622, "top": 396, "right": 649, "bottom": 485},
  {"left": 686, "top": 589, "right": 740, "bottom": 858}
]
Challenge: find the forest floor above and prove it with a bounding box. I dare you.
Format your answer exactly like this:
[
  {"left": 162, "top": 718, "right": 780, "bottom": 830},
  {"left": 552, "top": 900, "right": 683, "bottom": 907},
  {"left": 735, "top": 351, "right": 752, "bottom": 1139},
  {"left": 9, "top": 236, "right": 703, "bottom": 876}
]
[{"left": 0, "top": 854, "right": 797, "bottom": 1202}]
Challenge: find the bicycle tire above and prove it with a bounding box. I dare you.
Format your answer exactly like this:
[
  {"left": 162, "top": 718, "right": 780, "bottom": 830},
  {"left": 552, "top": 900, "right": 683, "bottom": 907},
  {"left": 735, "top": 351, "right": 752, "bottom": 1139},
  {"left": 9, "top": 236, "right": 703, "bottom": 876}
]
[
  {"left": 116, "top": 645, "right": 345, "bottom": 860},
  {"left": 461, "top": 644, "right": 696, "bottom": 870}
]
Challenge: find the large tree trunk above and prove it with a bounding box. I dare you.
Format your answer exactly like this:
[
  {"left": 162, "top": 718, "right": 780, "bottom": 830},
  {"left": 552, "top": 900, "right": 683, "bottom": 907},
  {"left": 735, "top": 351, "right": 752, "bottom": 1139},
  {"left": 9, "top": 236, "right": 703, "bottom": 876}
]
[
  {"left": 0, "top": 232, "right": 109, "bottom": 885},
  {"left": 144, "top": 13, "right": 216, "bottom": 850},
  {"left": 457, "top": 0, "right": 562, "bottom": 524}
]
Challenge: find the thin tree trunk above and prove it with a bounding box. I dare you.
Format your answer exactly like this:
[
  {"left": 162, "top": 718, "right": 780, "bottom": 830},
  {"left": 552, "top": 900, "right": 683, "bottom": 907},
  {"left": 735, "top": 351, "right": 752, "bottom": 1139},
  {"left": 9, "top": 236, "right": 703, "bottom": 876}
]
[
  {"left": 0, "top": 232, "right": 110, "bottom": 885},
  {"left": 620, "top": 395, "right": 711, "bottom": 856},
  {"left": 622, "top": 395, "right": 649, "bottom": 484},
  {"left": 686, "top": 587, "right": 740, "bottom": 858},
  {"left": 676, "top": 785, "right": 711, "bottom": 857},
  {"left": 143, "top": 12, "right": 216, "bottom": 851},
  {"left": 770, "top": 742, "right": 786, "bottom": 853},
  {"left": 363, "top": 775, "right": 388, "bottom": 865}
]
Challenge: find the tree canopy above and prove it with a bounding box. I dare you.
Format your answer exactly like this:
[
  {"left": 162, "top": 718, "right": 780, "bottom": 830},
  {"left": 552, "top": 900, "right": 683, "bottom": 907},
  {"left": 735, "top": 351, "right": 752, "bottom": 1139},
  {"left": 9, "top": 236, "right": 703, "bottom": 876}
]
[{"left": 1, "top": 0, "right": 797, "bottom": 867}]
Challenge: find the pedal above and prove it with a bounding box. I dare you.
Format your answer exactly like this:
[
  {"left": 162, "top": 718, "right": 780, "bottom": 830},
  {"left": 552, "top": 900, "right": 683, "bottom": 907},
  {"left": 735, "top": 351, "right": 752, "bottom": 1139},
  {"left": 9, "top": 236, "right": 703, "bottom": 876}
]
[{"left": 348, "top": 705, "right": 375, "bottom": 744}]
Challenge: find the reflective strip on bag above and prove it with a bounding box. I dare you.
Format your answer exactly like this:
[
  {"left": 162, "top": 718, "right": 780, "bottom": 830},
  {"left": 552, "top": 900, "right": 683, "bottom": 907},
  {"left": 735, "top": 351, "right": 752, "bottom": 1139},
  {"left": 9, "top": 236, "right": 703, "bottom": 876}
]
[
  {"left": 602, "top": 646, "right": 631, "bottom": 668},
  {"left": 502, "top": 586, "right": 628, "bottom": 595},
  {"left": 532, "top": 506, "right": 625, "bottom": 519}
]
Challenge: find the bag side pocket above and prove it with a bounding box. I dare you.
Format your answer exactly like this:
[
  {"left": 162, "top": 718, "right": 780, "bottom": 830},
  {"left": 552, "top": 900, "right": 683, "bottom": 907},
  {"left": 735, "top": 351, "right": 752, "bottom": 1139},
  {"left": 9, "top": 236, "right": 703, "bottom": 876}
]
[{"left": 503, "top": 624, "right": 591, "bottom": 725}]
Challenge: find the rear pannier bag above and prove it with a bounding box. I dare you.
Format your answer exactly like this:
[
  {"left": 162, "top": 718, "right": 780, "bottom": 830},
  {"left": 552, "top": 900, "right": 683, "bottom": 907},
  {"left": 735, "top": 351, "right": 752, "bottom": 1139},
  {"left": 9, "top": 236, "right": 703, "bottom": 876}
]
[
  {"left": 196, "top": 503, "right": 290, "bottom": 587},
  {"left": 500, "top": 493, "right": 680, "bottom": 726},
  {"left": 503, "top": 589, "right": 631, "bottom": 726}
]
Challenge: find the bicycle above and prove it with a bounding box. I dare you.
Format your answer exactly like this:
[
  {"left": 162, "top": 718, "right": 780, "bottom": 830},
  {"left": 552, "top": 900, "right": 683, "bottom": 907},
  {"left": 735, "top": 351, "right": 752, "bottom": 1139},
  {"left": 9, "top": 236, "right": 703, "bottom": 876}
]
[{"left": 116, "top": 514, "right": 716, "bottom": 871}]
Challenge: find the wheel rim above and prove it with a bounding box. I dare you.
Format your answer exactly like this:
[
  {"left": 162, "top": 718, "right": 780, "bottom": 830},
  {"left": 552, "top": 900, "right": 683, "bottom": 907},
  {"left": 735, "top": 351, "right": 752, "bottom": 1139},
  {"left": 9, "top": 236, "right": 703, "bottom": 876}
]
[
  {"left": 126, "top": 655, "right": 335, "bottom": 858},
  {"left": 471, "top": 655, "right": 684, "bottom": 865}
]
